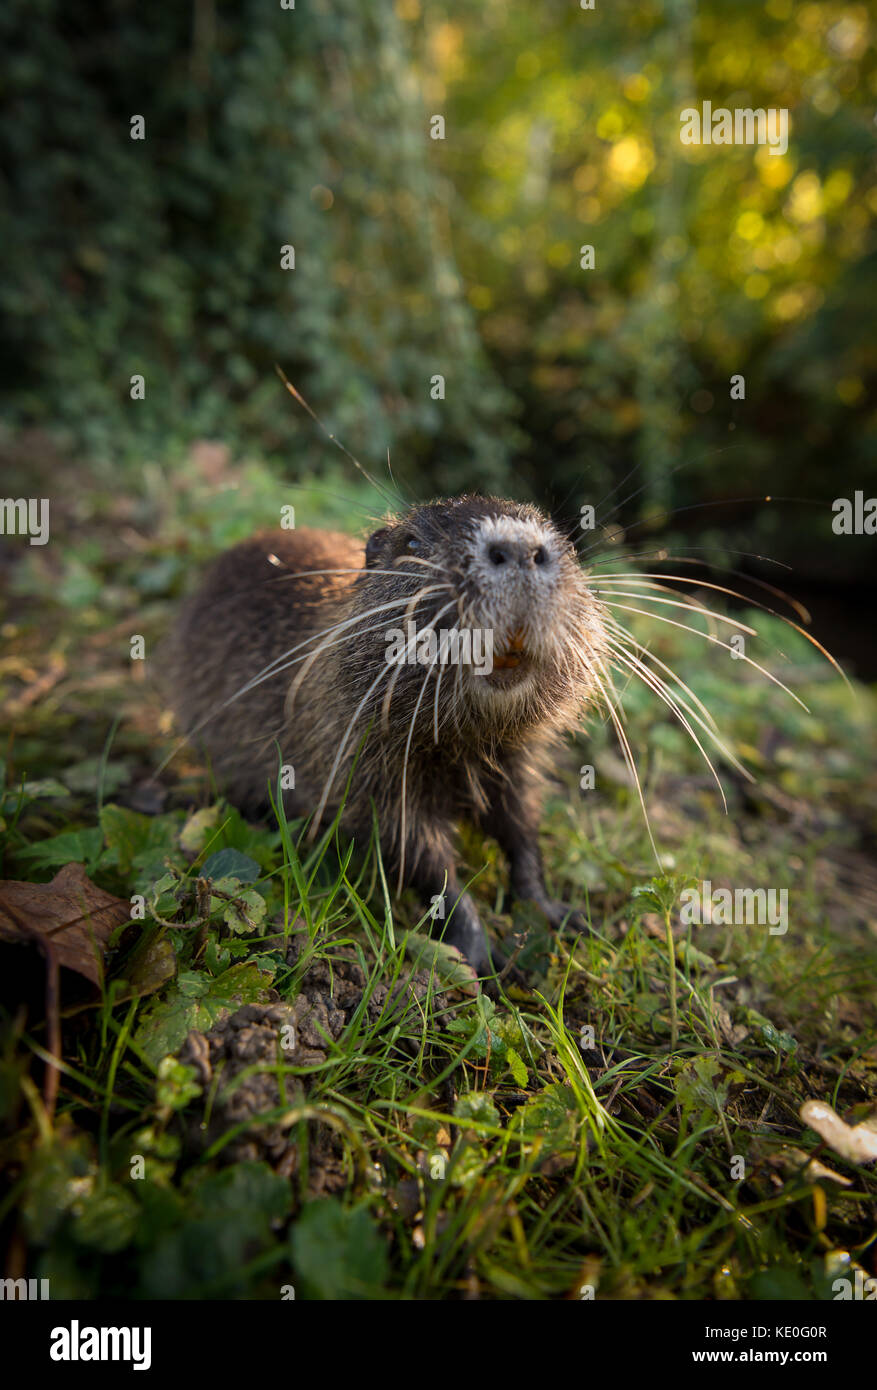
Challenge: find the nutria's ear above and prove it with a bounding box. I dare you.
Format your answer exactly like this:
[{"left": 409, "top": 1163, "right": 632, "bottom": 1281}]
[{"left": 365, "top": 527, "right": 390, "bottom": 569}]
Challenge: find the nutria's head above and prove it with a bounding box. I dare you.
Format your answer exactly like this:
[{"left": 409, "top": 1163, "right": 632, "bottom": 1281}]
[{"left": 355, "top": 496, "right": 608, "bottom": 740}]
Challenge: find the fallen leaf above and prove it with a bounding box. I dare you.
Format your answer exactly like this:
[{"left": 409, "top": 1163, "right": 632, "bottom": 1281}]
[
  {"left": 118, "top": 935, "right": 177, "bottom": 999},
  {"left": 800, "top": 1100, "right": 877, "bottom": 1164},
  {"left": 0, "top": 863, "right": 129, "bottom": 985},
  {"left": 768, "top": 1145, "right": 853, "bottom": 1187},
  {"left": 711, "top": 1000, "right": 749, "bottom": 1048}
]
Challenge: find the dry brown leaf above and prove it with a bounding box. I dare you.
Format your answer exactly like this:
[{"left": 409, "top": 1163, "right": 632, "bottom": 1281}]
[{"left": 0, "top": 862, "right": 129, "bottom": 985}]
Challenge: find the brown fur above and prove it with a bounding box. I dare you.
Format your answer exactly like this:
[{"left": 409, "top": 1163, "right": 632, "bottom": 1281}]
[{"left": 163, "top": 496, "right": 609, "bottom": 975}]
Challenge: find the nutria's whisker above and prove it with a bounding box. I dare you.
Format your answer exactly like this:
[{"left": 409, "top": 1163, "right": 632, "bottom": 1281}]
[
  {"left": 433, "top": 650, "right": 453, "bottom": 744},
  {"left": 379, "top": 594, "right": 457, "bottom": 731},
  {"left": 593, "top": 586, "right": 759, "bottom": 637},
  {"left": 308, "top": 662, "right": 396, "bottom": 840},
  {"left": 589, "top": 658, "right": 663, "bottom": 868},
  {"left": 313, "top": 598, "right": 458, "bottom": 848},
  {"left": 395, "top": 555, "right": 445, "bottom": 573},
  {"left": 605, "top": 635, "right": 731, "bottom": 807},
  {"left": 158, "top": 586, "right": 454, "bottom": 777},
  {"left": 247, "top": 585, "right": 452, "bottom": 694},
  {"left": 606, "top": 628, "right": 748, "bottom": 783},
  {"left": 592, "top": 569, "right": 850, "bottom": 688},
  {"left": 398, "top": 654, "right": 445, "bottom": 892},
  {"left": 586, "top": 546, "right": 792, "bottom": 571},
  {"left": 594, "top": 600, "right": 810, "bottom": 711},
  {"left": 600, "top": 621, "right": 720, "bottom": 735},
  {"left": 291, "top": 588, "right": 453, "bottom": 718},
  {"left": 267, "top": 565, "right": 429, "bottom": 583},
  {"left": 275, "top": 364, "right": 402, "bottom": 511},
  {"left": 281, "top": 611, "right": 435, "bottom": 719}
]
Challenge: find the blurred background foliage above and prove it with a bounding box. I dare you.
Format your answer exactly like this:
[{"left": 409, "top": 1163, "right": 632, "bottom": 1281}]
[{"left": 0, "top": 0, "right": 875, "bottom": 590}]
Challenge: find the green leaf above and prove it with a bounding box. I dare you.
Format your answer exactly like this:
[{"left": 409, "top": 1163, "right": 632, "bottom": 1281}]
[
  {"left": 453, "top": 1092, "right": 499, "bottom": 1127},
  {"left": 290, "top": 1200, "right": 387, "bottom": 1300},
  {"left": 209, "top": 879, "right": 267, "bottom": 934},
  {"left": 17, "top": 827, "right": 103, "bottom": 871},
  {"left": 510, "top": 1083, "right": 578, "bottom": 1159},
  {"left": 72, "top": 1185, "right": 140, "bottom": 1253},
  {"left": 21, "top": 1131, "right": 96, "bottom": 1243},
  {"left": 186, "top": 1160, "right": 291, "bottom": 1226},
  {"left": 202, "top": 848, "right": 261, "bottom": 883},
  {"left": 139, "top": 1162, "right": 291, "bottom": 1298},
  {"left": 744, "top": 1009, "right": 797, "bottom": 1056},
  {"left": 99, "top": 804, "right": 185, "bottom": 890},
  {"left": 12, "top": 778, "right": 71, "bottom": 803},
  {"left": 120, "top": 934, "right": 176, "bottom": 998},
  {"left": 134, "top": 961, "right": 275, "bottom": 1067},
  {"left": 629, "top": 874, "right": 683, "bottom": 917},
  {"left": 156, "top": 1057, "right": 202, "bottom": 1111},
  {"left": 674, "top": 1056, "right": 728, "bottom": 1117},
  {"left": 505, "top": 1046, "right": 528, "bottom": 1087}
]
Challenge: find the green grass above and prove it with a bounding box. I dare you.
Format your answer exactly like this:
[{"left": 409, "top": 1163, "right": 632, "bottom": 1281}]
[{"left": 1, "top": 447, "right": 875, "bottom": 1300}]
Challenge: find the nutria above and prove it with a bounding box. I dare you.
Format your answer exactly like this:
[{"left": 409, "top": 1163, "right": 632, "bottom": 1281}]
[{"left": 163, "top": 495, "right": 611, "bottom": 976}]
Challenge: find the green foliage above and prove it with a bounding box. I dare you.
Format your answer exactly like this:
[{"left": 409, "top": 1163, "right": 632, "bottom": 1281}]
[
  {"left": 1, "top": 2, "right": 876, "bottom": 1308},
  {"left": 135, "top": 961, "right": 276, "bottom": 1066},
  {"left": 290, "top": 1199, "right": 388, "bottom": 1300},
  {"left": 137, "top": 1163, "right": 292, "bottom": 1299},
  {"left": 425, "top": 0, "right": 876, "bottom": 545},
  {"left": 3, "top": 0, "right": 872, "bottom": 540},
  {"left": 201, "top": 848, "right": 262, "bottom": 884},
  {"left": 0, "top": 0, "right": 514, "bottom": 490}
]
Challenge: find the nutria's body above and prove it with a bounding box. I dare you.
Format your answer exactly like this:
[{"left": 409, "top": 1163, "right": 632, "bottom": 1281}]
[{"left": 165, "top": 496, "right": 609, "bottom": 975}]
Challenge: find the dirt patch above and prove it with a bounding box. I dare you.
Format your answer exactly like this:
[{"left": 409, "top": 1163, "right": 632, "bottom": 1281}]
[{"left": 178, "top": 945, "right": 448, "bottom": 1192}]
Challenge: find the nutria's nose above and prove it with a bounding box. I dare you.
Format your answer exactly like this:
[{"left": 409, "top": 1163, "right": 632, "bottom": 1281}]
[{"left": 486, "top": 540, "right": 549, "bottom": 569}]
